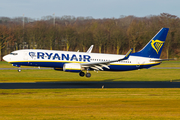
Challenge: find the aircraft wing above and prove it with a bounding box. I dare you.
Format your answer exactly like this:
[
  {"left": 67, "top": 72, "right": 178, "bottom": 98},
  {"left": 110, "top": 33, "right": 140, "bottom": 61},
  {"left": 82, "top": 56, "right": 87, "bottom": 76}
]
[{"left": 81, "top": 48, "right": 133, "bottom": 71}]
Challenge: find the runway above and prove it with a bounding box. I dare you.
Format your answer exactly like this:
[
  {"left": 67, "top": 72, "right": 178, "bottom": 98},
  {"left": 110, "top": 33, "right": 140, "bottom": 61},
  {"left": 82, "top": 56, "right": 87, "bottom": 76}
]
[{"left": 0, "top": 81, "right": 180, "bottom": 89}]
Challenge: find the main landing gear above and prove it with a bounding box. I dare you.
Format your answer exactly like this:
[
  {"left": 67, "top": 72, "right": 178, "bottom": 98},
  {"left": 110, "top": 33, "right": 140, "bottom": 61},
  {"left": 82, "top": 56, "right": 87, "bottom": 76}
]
[
  {"left": 79, "top": 71, "right": 85, "bottom": 77},
  {"left": 79, "top": 71, "right": 91, "bottom": 78}
]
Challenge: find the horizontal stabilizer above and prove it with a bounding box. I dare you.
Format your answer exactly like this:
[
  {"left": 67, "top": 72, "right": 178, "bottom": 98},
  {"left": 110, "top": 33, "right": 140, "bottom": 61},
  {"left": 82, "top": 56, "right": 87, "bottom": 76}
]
[{"left": 150, "top": 58, "right": 176, "bottom": 62}]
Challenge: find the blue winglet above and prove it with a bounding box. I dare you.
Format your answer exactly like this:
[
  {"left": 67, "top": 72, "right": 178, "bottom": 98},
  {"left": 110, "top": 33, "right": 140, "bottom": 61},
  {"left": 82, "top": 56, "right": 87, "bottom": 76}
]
[{"left": 118, "top": 48, "right": 133, "bottom": 61}]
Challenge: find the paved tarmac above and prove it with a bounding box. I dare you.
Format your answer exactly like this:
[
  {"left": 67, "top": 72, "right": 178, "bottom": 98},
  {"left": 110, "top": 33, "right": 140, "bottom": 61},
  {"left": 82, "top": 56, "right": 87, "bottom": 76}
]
[{"left": 0, "top": 81, "right": 180, "bottom": 89}]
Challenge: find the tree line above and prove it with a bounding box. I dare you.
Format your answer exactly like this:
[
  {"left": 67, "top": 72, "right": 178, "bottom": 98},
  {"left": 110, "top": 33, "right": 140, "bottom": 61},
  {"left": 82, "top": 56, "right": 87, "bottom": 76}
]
[{"left": 0, "top": 13, "right": 180, "bottom": 61}]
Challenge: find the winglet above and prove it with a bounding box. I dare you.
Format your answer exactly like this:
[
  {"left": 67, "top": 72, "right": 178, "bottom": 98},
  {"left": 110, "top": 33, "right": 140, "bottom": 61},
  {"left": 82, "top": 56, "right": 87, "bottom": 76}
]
[
  {"left": 86, "top": 45, "right": 94, "bottom": 53},
  {"left": 118, "top": 48, "right": 133, "bottom": 61}
]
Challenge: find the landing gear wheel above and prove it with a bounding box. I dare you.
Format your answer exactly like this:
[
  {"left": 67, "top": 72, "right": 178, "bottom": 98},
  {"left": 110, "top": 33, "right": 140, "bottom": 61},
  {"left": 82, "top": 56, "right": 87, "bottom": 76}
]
[
  {"left": 79, "top": 71, "right": 85, "bottom": 77},
  {"left": 18, "top": 69, "right": 21, "bottom": 72},
  {"left": 86, "top": 73, "right": 91, "bottom": 78}
]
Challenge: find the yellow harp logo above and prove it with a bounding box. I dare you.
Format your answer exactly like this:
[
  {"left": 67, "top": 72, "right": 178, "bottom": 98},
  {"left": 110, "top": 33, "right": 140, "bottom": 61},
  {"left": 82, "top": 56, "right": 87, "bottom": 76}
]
[{"left": 151, "top": 40, "right": 164, "bottom": 54}]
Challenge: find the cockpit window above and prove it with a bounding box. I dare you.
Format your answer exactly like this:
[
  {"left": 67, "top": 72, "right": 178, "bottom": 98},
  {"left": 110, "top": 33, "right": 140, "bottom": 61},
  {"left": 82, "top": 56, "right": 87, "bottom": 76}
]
[{"left": 10, "top": 53, "right": 18, "bottom": 55}]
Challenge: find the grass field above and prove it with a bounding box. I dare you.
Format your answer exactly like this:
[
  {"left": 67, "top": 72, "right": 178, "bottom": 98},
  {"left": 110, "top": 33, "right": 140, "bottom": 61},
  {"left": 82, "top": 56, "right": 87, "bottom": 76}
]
[
  {"left": 1, "top": 61, "right": 180, "bottom": 120},
  {"left": 0, "top": 69, "right": 180, "bottom": 82},
  {"left": 0, "top": 61, "right": 180, "bottom": 82},
  {"left": 0, "top": 89, "right": 180, "bottom": 120}
]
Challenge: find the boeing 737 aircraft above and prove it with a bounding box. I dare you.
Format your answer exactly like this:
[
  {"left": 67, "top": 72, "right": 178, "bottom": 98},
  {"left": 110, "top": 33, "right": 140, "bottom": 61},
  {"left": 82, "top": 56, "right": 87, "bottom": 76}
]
[{"left": 3, "top": 28, "right": 169, "bottom": 77}]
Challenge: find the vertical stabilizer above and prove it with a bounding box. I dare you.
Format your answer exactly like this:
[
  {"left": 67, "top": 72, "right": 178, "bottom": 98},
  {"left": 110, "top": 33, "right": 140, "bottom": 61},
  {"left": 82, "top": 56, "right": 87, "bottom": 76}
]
[{"left": 131, "top": 28, "right": 169, "bottom": 58}]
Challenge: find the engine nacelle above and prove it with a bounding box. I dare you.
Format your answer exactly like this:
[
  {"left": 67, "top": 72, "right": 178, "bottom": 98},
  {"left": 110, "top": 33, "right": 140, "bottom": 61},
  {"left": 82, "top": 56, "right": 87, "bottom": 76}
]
[{"left": 63, "top": 63, "right": 83, "bottom": 72}]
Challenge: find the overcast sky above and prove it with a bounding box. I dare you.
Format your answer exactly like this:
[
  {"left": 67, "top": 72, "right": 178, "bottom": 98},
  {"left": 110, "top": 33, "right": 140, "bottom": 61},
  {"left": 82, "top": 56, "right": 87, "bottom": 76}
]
[{"left": 1, "top": 0, "right": 180, "bottom": 19}]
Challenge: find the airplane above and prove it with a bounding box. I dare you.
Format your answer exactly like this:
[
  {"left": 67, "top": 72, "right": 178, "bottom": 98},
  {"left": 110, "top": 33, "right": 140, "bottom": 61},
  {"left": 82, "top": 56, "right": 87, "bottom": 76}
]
[{"left": 3, "top": 28, "right": 169, "bottom": 78}]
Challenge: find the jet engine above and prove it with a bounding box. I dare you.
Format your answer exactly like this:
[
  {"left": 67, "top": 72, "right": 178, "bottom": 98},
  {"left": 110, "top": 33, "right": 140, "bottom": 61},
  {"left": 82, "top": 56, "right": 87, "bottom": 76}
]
[{"left": 63, "top": 63, "right": 83, "bottom": 72}]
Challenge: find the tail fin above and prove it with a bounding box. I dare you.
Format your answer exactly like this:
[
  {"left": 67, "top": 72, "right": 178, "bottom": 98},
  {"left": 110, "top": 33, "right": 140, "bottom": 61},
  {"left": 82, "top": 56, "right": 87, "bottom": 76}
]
[{"left": 131, "top": 28, "right": 169, "bottom": 58}]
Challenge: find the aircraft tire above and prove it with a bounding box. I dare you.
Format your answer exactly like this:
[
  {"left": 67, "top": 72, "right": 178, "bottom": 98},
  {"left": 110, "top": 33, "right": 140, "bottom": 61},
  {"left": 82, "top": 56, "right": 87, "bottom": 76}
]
[
  {"left": 86, "top": 73, "right": 91, "bottom": 78},
  {"left": 79, "top": 71, "right": 85, "bottom": 77}
]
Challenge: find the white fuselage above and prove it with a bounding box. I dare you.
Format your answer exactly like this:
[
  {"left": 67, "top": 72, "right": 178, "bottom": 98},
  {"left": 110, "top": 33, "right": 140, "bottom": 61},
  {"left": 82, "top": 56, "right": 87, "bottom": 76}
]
[{"left": 3, "top": 49, "right": 160, "bottom": 71}]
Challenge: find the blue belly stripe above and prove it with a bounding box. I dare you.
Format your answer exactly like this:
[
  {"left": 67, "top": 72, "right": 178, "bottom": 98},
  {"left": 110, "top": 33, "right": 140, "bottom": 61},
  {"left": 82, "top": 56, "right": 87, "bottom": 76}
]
[{"left": 10, "top": 61, "right": 160, "bottom": 71}]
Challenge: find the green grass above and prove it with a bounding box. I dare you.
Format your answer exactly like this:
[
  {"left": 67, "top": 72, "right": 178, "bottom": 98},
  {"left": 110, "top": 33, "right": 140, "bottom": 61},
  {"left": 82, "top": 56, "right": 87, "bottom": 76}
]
[
  {"left": 0, "top": 89, "right": 180, "bottom": 120},
  {"left": 1, "top": 62, "right": 180, "bottom": 120},
  {"left": 0, "top": 69, "right": 180, "bottom": 82}
]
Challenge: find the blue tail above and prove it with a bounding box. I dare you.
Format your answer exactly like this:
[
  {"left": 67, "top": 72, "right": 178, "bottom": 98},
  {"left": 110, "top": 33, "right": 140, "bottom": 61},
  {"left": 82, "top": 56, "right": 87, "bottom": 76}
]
[{"left": 131, "top": 28, "right": 169, "bottom": 58}]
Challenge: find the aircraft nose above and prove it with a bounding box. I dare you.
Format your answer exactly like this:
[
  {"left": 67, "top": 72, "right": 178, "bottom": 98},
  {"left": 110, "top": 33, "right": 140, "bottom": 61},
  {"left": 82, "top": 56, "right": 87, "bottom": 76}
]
[{"left": 3, "top": 55, "right": 10, "bottom": 62}]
